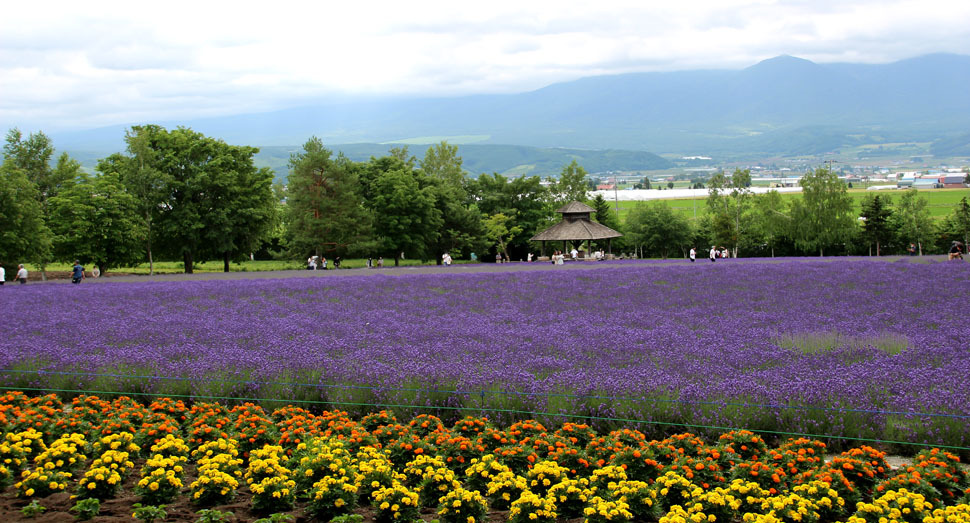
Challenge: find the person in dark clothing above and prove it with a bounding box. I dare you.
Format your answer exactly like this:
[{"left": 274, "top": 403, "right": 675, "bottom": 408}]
[{"left": 71, "top": 260, "right": 85, "bottom": 284}]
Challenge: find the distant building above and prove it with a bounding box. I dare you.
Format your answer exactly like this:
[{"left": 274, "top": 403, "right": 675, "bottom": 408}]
[
  {"left": 596, "top": 184, "right": 615, "bottom": 190},
  {"left": 940, "top": 173, "right": 966, "bottom": 188}
]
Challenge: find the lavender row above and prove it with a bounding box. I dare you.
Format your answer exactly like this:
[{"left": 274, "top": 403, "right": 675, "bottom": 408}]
[{"left": 2, "top": 259, "right": 968, "bottom": 447}]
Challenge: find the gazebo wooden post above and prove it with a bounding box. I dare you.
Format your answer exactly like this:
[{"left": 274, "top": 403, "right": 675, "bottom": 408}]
[
  {"left": 541, "top": 241, "right": 545, "bottom": 257},
  {"left": 608, "top": 238, "right": 612, "bottom": 255}
]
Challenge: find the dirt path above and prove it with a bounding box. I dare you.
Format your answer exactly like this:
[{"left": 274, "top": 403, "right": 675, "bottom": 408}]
[{"left": 33, "top": 255, "right": 951, "bottom": 284}]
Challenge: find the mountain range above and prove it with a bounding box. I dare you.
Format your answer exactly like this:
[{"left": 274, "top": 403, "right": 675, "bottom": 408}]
[{"left": 47, "top": 53, "right": 970, "bottom": 175}]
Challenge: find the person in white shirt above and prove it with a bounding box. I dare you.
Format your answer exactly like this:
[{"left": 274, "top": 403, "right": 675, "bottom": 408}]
[
  {"left": 709, "top": 247, "right": 717, "bottom": 262},
  {"left": 0, "top": 264, "right": 5, "bottom": 285},
  {"left": 689, "top": 247, "right": 696, "bottom": 262},
  {"left": 570, "top": 248, "right": 578, "bottom": 260},
  {"left": 16, "top": 264, "right": 28, "bottom": 284}
]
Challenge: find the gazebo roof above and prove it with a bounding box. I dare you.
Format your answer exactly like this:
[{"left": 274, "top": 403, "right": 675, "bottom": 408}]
[
  {"left": 530, "top": 219, "right": 623, "bottom": 241},
  {"left": 556, "top": 201, "right": 597, "bottom": 214}
]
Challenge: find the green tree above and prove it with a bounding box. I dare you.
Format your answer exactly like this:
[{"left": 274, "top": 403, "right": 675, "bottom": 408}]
[
  {"left": 859, "top": 194, "right": 894, "bottom": 256},
  {"left": 420, "top": 142, "right": 485, "bottom": 262},
  {"left": 749, "top": 190, "right": 789, "bottom": 258},
  {"left": 551, "top": 160, "right": 588, "bottom": 204},
  {"left": 894, "top": 189, "right": 933, "bottom": 255},
  {"left": 117, "top": 125, "right": 173, "bottom": 275},
  {"left": 469, "top": 173, "right": 553, "bottom": 259},
  {"left": 369, "top": 167, "right": 441, "bottom": 265},
  {"left": 3, "top": 129, "right": 76, "bottom": 278},
  {"left": 625, "top": 201, "right": 691, "bottom": 259},
  {"left": 0, "top": 164, "right": 50, "bottom": 269},
  {"left": 483, "top": 213, "right": 522, "bottom": 264},
  {"left": 589, "top": 193, "right": 623, "bottom": 251},
  {"left": 285, "top": 137, "right": 373, "bottom": 259},
  {"left": 203, "top": 161, "right": 278, "bottom": 272},
  {"left": 943, "top": 196, "right": 970, "bottom": 251},
  {"left": 47, "top": 172, "right": 145, "bottom": 274},
  {"left": 137, "top": 126, "right": 275, "bottom": 273},
  {"left": 789, "top": 167, "right": 855, "bottom": 256},
  {"left": 420, "top": 141, "right": 464, "bottom": 186},
  {"left": 706, "top": 168, "right": 752, "bottom": 257}
]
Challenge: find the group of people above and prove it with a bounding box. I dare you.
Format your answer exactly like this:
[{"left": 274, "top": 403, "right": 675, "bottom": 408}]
[
  {"left": 0, "top": 260, "right": 98, "bottom": 285},
  {"left": 0, "top": 264, "right": 29, "bottom": 285},
  {"left": 687, "top": 247, "right": 730, "bottom": 262},
  {"left": 306, "top": 256, "right": 327, "bottom": 270},
  {"left": 441, "top": 253, "right": 452, "bottom": 266}
]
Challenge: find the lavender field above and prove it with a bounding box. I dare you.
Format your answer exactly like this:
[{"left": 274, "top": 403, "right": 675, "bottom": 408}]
[{"left": 2, "top": 258, "right": 969, "bottom": 449}]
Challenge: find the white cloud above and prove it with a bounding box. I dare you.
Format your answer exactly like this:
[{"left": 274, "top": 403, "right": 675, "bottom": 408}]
[{"left": 1, "top": 0, "right": 969, "bottom": 131}]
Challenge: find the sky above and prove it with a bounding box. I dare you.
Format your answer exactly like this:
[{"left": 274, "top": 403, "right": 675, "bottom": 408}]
[{"left": 2, "top": 0, "right": 969, "bottom": 132}]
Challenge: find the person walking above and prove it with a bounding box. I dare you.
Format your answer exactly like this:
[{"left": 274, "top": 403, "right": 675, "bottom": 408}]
[
  {"left": 71, "top": 260, "right": 85, "bottom": 284},
  {"left": 689, "top": 247, "right": 696, "bottom": 262},
  {"left": 16, "top": 264, "right": 28, "bottom": 284}
]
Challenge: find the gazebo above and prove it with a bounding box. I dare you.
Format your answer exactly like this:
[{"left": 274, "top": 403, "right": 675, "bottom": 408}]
[{"left": 531, "top": 201, "right": 623, "bottom": 257}]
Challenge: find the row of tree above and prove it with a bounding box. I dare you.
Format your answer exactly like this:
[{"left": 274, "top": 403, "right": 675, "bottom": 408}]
[
  {"left": 1, "top": 126, "right": 276, "bottom": 276},
  {"left": 282, "top": 137, "right": 591, "bottom": 265},
  {"left": 2, "top": 126, "right": 967, "bottom": 275},
  {"left": 623, "top": 167, "right": 970, "bottom": 259}
]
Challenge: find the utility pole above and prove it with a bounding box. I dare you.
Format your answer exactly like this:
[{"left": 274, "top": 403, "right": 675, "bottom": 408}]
[{"left": 614, "top": 173, "right": 619, "bottom": 215}]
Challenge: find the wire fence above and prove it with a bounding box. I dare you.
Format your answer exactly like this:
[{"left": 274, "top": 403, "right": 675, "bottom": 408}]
[{"left": 2, "top": 368, "right": 968, "bottom": 452}]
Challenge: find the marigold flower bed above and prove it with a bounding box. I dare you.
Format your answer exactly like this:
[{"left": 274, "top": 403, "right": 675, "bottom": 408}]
[{"left": 1, "top": 392, "right": 968, "bottom": 522}]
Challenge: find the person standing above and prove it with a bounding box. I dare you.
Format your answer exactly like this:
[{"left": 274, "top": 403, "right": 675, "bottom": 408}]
[
  {"left": 91, "top": 266, "right": 100, "bottom": 278},
  {"left": 689, "top": 247, "right": 696, "bottom": 262},
  {"left": 709, "top": 246, "right": 716, "bottom": 262},
  {"left": 527, "top": 252, "right": 533, "bottom": 263},
  {"left": 0, "top": 264, "right": 4, "bottom": 285},
  {"left": 377, "top": 257, "right": 383, "bottom": 268},
  {"left": 71, "top": 260, "right": 85, "bottom": 284},
  {"left": 16, "top": 264, "right": 28, "bottom": 284},
  {"left": 570, "top": 247, "right": 578, "bottom": 261}
]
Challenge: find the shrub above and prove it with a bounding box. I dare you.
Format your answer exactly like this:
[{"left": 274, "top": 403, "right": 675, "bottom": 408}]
[
  {"left": 373, "top": 483, "right": 421, "bottom": 523},
  {"left": 131, "top": 503, "right": 168, "bottom": 523},
  {"left": 69, "top": 498, "right": 101, "bottom": 521},
  {"left": 306, "top": 474, "right": 358, "bottom": 521},
  {"left": 437, "top": 487, "right": 489, "bottom": 523}
]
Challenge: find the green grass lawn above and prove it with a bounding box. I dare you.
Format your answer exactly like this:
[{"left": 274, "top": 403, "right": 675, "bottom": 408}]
[{"left": 609, "top": 187, "right": 970, "bottom": 223}]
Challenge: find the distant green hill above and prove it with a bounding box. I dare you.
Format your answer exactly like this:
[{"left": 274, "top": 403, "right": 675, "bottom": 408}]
[{"left": 255, "top": 143, "right": 672, "bottom": 181}]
